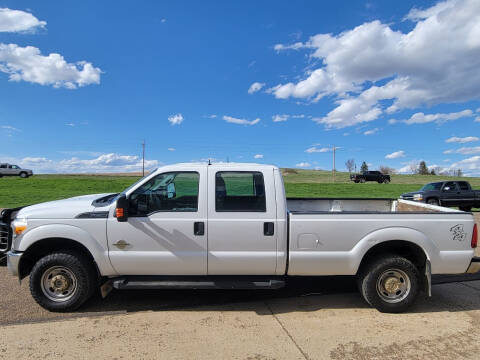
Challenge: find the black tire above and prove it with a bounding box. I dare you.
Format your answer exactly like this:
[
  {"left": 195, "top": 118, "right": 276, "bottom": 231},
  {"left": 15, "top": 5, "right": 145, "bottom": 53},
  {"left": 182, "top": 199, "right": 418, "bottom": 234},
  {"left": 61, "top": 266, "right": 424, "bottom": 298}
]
[
  {"left": 427, "top": 198, "right": 439, "bottom": 206},
  {"left": 29, "top": 251, "right": 97, "bottom": 312},
  {"left": 459, "top": 206, "right": 472, "bottom": 212},
  {"left": 357, "top": 255, "right": 421, "bottom": 313},
  {"left": 19, "top": 172, "right": 28, "bottom": 178},
  {"left": 360, "top": 178, "right": 366, "bottom": 183},
  {"left": 383, "top": 178, "right": 390, "bottom": 184},
  {"left": 354, "top": 180, "right": 359, "bottom": 183},
  {"left": 377, "top": 180, "right": 382, "bottom": 183}
]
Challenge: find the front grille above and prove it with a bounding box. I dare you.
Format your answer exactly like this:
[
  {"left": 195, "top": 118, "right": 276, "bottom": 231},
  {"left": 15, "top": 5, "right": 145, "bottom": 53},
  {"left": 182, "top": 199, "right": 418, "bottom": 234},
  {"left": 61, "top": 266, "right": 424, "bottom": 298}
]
[
  {"left": 401, "top": 196, "right": 413, "bottom": 200},
  {"left": 0, "top": 224, "right": 10, "bottom": 252}
]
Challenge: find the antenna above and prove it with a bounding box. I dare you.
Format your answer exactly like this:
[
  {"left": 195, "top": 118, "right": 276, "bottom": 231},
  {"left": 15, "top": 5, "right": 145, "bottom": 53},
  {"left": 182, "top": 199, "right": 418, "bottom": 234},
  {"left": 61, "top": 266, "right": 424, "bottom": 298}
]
[
  {"left": 142, "top": 139, "right": 145, "bottom": 176},
  {"left": 208, "top": 159, "right": 211, "bottom": 165}
]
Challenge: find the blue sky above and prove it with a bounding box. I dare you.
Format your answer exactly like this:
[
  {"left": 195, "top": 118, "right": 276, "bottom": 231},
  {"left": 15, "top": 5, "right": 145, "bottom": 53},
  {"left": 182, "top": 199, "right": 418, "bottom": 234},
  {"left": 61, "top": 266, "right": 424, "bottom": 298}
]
[{"left": 1, "top": 0, "right": 480, "bottom": 174}]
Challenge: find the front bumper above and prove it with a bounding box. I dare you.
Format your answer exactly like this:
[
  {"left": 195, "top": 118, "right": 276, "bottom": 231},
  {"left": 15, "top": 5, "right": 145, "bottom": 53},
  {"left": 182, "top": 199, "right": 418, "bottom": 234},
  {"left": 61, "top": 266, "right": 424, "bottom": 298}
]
[
  {"left": 466, "top": 257, "right": 480, "bottom": 274},
  {"left": 6, "top": 251, "right": 22, "bottom": 277}
]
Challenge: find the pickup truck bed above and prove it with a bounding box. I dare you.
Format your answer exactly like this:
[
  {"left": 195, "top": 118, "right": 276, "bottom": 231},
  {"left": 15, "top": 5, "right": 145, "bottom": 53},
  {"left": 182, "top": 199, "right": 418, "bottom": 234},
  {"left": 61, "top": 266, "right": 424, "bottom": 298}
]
[{"left": 287, "top": 198, "right": 473, "bottom": 276}]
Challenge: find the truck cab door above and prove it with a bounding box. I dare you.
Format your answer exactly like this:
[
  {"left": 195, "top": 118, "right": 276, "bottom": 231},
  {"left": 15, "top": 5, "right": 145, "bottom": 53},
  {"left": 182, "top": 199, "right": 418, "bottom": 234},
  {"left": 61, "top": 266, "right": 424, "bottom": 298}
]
[
  {"left": 441, "top": 181, "right": 459, "bottom": 206},
  {"left": 207, "top": 167, "right": 278, "bottom": 275},
  {"left": 106, "top": 167, "right": 208, "bottom": 275}
]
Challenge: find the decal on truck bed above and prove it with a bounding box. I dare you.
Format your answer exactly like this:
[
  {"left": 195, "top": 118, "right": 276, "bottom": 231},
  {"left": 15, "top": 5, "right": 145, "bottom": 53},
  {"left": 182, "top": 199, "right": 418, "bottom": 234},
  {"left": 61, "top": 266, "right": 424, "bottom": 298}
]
[{"left": 450, "top": 224, "right": 467, "bottom": 242}]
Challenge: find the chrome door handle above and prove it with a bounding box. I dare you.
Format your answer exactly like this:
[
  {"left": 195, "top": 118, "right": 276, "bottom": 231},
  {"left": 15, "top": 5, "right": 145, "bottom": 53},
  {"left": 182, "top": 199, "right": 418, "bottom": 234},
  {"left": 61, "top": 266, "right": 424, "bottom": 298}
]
[{"left": 113, "top": 240, "right": 130, "bottom": 249}]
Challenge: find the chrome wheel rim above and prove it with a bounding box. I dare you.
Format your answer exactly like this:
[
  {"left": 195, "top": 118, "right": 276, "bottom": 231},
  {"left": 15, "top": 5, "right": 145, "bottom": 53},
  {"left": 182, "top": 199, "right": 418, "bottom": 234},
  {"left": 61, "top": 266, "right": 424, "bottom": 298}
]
[
  {"left": 40, "top": 266, "right": 78, "bottom": 302},
  {"left": 376, "top": 269, "right": 411, "bottom": 303}
]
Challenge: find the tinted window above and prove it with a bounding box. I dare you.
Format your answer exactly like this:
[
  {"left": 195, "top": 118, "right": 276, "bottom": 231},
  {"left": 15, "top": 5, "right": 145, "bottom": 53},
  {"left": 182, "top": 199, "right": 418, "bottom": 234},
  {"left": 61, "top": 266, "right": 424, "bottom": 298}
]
[
  {"left": 0, "top": 164, "right": 6, "bottom": 168},
  {"left": 458, "top": 181, "right": 470, "bottom": 191},
  {"left": 443, "top": 181, "right": 457, "bottom": 191},
  {"left": 216, "top": 172, "right": 266, "bottom": 212},
  {"left": 129, "top": 172, "right": 199, "bottom": 215},
  {"left": 421, "top": 182, "right": 443, "bottom": 191}
]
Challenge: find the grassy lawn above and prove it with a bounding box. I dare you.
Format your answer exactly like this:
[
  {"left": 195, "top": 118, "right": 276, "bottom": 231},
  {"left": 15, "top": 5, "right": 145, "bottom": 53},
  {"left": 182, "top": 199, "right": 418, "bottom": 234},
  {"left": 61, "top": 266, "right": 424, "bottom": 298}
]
[{"left": 0, "top": 169, "right": 479, "bottom": 208}]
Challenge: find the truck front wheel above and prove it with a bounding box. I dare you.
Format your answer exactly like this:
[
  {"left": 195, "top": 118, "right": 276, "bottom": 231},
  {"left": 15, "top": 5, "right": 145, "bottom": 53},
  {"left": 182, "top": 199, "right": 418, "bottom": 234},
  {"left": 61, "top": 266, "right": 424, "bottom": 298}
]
[
  {"left": 357, "top": 255, "right": 421, "bottom": 313},
  {"left": 29, "top": 252, "right": 96, "bottom": 312}
]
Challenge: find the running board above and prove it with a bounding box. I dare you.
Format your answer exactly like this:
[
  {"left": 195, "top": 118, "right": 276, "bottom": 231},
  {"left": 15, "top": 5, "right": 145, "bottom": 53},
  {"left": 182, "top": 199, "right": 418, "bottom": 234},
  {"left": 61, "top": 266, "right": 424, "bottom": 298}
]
[{"left": 112, "top": 276, "right": 285, "bottom": 290}]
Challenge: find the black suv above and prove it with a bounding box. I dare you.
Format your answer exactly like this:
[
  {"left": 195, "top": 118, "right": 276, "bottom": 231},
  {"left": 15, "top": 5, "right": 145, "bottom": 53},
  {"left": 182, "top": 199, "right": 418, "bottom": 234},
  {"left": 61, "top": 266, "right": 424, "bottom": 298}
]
[
  {"left": 400, "top": 181, "right": 480, "bottom": 211},
  {"left": 350, "top": 171, "right": 391, "bottom": 184}
]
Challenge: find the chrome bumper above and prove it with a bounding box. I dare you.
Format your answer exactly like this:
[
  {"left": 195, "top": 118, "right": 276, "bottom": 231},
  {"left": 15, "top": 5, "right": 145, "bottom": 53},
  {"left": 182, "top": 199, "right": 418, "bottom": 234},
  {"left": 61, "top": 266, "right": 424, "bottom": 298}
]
[
  {"left": 6, "top": 251, "right": 22, "bottom": 277},
  {"left": 466, "top": 257, "right": 480, "bottom": 274}
]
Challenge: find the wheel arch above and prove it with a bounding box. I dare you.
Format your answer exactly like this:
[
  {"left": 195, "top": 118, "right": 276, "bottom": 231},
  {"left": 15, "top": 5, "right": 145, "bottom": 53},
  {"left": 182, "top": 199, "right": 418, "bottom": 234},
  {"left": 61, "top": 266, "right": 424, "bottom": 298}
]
[
  {"left": 18, "top": 237, "right": 99, "bottom": 280},
  {"left": 357, "top": 240, "right": 428, "bottom": 275}
]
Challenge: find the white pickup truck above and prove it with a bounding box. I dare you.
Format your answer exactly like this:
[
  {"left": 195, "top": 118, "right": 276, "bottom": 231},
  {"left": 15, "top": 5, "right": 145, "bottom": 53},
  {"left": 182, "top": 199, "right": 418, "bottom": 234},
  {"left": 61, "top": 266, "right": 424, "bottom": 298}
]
[{"left": 3, "top": 163, "right": 480, "bottom": 313}]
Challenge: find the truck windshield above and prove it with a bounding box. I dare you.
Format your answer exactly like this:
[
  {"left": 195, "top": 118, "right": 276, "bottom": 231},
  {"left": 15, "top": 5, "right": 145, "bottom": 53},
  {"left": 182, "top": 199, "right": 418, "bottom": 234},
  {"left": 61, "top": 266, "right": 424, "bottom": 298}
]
[
  {"left": 420, "top": 182, "right": 443, "bottom": 191},
  {"left": 119, "top": 169, "right": 158, "bottom": 197}
]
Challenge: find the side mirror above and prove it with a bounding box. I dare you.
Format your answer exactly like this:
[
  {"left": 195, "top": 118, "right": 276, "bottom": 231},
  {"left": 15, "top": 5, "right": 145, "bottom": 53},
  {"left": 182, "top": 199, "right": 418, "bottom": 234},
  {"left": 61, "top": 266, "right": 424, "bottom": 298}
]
[
  {"left": 116, "top": 194, "right": 129, "bottom": 222},
  {"left": 443, "top": 186, "right": 450, "bottom": 191}
]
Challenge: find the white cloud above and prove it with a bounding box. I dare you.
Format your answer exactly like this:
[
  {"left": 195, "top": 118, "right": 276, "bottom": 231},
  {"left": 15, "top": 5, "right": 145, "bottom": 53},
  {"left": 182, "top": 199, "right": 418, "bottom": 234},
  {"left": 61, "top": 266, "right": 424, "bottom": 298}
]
[
  {"left": 0, "top": 44, "right": 102, "bottom": 88},
  {"left": 222, "top": 115, "right": 260, "bottom": 126},
  {"left": 272, "top": 114, "right": 289, "bottom": 122},
  {"left": 0, "top": 8, "right": 46, "bottom": 33},
  {"left": 477, "top": 108, "right": 480, "bottom": 113},
  {"left": 1, "top": 153, "right": 159, "bottom": 173},
  {"left": 363, "top": 128, "right": 379, "bottom": 135},
  {"left": 269, "top": 0, "right": 480, "bottom": 128},
  {"left": 400, "top": 110, "right": 473, "bottom": 125},
  {"left": 443, "top": 146, "right": 480, "bottom": 155},
  {"left": 446, "top": 136, "right": 479, "bottom": 144},
  {"left": 253, "top": 154, "right": 264, "bottom": 159},
  {"left": 295, "top": 162, "right": 311, "bottom": 168},
  {"left": 305, "top": 146, "right": 331, "bottom": 153},
  {"left": 448, "top": 156, "right": 480, "bottom": 175},
  {"left": 475, "top": 116, "right": 480, "bottom": 122},
  {"left": 385, "top": 150, "right": 405, "bottom": 159},
  {"left": 65, "top": 123, "right": 75, "bottom": 127},
  {"left": 207, "top": 114, "right": 217, "bottom": 118},
  {"left": 248, "top": 82, "right": 265, "bottom": 94},
  {"left": 1, "top": 125, "right": 20, "bottom": 131},
  {"left": 168, "top": 113, "right": 184, "bottom": 125},
  {"left": 161, "top": 18, "right": 166, "bottom": 23},
  {"left": 167, "top": 147, "right": 175, "bottom": 151},
  {"left": 272, "top": 114, "right": 305, "bottom": 122}
]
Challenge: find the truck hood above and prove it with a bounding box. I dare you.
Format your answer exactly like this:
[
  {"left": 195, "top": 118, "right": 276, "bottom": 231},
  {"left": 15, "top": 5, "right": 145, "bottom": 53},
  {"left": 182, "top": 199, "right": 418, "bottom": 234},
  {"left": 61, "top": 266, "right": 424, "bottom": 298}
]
[
  {"left": 400, "top": 191, "right": 423, "bottom": 197},
  {"left": 16, "top": 193, "right": 113, "bottom": 219}
]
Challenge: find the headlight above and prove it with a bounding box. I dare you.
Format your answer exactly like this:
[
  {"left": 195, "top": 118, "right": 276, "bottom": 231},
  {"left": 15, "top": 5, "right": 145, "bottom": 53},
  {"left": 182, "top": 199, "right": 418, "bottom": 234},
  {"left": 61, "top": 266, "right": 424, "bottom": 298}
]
[
  {"left": 413, "top": 194, "right": 423, "bottom": 201},
  {"left": 12, "top": 218, "right": 28, "bottom": 237}
]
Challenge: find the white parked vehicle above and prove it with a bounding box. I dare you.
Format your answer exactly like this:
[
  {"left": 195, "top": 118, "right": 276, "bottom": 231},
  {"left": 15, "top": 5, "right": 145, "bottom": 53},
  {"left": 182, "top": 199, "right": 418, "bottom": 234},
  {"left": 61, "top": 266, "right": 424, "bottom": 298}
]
[{"left": 3, "top": 163, "right": 480, "bottom": 313}]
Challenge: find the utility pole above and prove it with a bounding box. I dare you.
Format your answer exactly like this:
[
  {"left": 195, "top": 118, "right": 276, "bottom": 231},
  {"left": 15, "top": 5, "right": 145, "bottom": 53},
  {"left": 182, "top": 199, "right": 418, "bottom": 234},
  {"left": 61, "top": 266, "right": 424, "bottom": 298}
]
[
  {"left": 142, "top": 139, "right": 145, "bottom": 177},
  {"left": 332, "top": 144, "right": 336, "bottom": 183}
]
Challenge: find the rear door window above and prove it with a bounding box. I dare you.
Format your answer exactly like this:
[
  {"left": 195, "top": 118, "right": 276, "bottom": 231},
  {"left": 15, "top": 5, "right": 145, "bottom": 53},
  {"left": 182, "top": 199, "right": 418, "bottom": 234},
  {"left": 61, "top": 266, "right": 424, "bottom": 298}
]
[
  {"left": 215, "top": 172, "right": 266, "bottom": 212},
  {"left": 458, "top": 181, "right": 470, "bottom": 191}
]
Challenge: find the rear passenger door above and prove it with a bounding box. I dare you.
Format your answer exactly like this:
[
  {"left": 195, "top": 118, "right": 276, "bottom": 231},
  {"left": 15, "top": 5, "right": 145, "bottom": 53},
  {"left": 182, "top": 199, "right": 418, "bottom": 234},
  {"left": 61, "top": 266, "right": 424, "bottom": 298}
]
[
  {"left": 441, "top": 181, "right": 459, "bottom": 206},
  {"left": 207, "top": 167, "right": 278, "bottom": 275}
]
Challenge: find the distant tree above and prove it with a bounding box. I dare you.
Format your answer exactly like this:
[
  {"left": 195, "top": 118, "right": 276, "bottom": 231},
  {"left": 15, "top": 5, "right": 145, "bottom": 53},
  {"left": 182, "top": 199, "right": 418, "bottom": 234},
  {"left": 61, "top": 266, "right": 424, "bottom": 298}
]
[
  {"left": 430, "top": 168, "right": 436, "bottom": 175},
  {"left": 360, "top": 161, "right": 368, "bottom": 173},
  {"left": 379, "top": 165, "right": 396, "bottom": 175},
  {"left": 345, "top": 159, "right": 355, "bottom": 173},
  {"left": 457, "top": 169, "right": 463, "bottom": 177},
  {"left": 418, "top": 161, "right": 429, "bottom": 175}
]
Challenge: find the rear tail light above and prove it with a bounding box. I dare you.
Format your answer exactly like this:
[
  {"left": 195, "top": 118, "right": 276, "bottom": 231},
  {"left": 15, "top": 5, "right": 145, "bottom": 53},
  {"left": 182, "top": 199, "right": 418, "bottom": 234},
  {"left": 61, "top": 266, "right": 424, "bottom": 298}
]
[{"left": 472, "top": 223, "right": 478, "bottom": 248}]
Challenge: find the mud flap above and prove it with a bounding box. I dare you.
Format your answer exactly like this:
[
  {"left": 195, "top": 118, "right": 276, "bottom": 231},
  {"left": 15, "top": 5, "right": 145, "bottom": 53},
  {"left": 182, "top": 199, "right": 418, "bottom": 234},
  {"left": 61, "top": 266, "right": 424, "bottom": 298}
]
[
  {"left": 424, "top": 259, "right": 432, "bottom": 297},
  {"left": 100, "top": 280, "right": 113, "bottom": 299}
]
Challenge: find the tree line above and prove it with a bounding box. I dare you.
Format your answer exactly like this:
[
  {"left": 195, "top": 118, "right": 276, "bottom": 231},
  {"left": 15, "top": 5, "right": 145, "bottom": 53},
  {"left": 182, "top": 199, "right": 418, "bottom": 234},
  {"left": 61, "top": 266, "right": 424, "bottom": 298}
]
[{"left": 345, "top": 159, "right": 463, "bottom": 176}]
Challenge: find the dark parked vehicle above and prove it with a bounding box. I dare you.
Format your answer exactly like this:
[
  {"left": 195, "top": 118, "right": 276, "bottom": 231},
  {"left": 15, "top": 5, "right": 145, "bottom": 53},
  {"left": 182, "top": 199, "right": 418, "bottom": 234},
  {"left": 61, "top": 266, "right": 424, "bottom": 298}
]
[
  {"left": 350, "top": 171, "right": 390, "bottom": 184},
  {"left": 0, "top": 163, "right": 33, "bottom": 178},
  {"left": 400, "top": 181, "right": 480, "bottom": 211}
]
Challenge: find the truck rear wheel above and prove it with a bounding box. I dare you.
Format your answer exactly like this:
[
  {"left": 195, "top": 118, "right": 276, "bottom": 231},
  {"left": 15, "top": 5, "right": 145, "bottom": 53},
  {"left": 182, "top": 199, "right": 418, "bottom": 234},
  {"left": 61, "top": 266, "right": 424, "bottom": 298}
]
[
  {"left": 383, "top": 179, "right": 390, "bottom": 184},
  {"left": 357, "top": 255, "right": 420, "bottom": 313},
  {"left": 29, "top": 252, "right": 96, "bottom": 312}
]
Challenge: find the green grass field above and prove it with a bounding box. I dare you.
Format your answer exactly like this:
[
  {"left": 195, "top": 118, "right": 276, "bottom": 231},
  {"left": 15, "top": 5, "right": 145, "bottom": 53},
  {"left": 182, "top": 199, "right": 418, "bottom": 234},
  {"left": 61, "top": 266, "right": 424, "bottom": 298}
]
[{"left": 0, "top": 169, "right": 479, "bottom": 208}]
